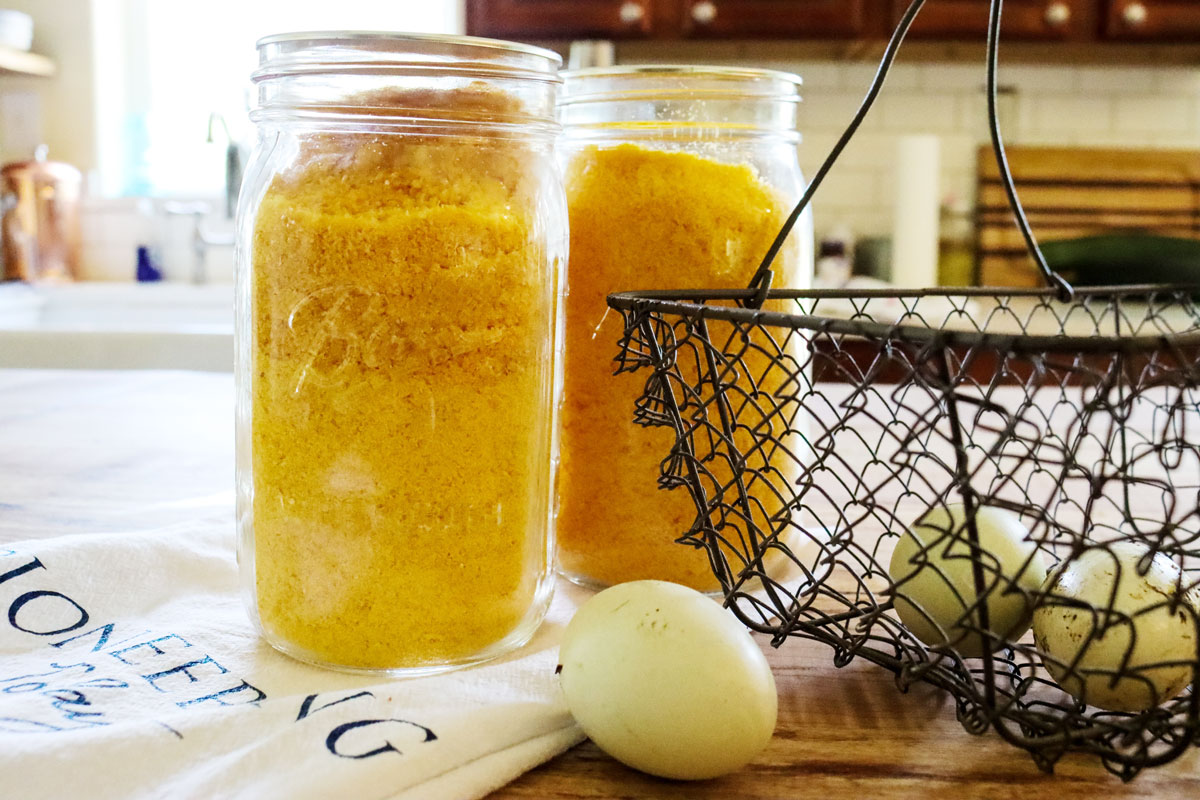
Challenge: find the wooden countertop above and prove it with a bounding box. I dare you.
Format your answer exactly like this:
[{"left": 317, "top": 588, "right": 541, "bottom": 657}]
[
  {"left": 494, "top": 643, "right": 1200, "bottom": 799},
  {"left": 4, "top": 369, "right": 1200, "bottom": 798}
]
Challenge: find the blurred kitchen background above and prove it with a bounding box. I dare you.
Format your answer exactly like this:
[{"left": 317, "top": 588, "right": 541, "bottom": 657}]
[{"left": 2, "top": 0, "right": 1199, "bottom": 369}]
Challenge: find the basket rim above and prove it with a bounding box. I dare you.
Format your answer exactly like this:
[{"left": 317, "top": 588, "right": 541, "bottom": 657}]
[{"left": 606, "top": 285, "right": 1200, "bottom": 355}]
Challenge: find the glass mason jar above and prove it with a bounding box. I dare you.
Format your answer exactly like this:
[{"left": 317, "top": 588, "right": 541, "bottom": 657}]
[
  {"left": 556, "top": 66, "right": 813, "bottom": 592},
  {"left": 235, "top": 33, "right": 565, "bottom": 675}
]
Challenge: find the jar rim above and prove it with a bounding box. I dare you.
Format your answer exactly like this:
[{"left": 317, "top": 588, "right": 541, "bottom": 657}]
[
  {"left": 560, "top": 64, "right": 802, "bottom": 105},
  {"left": 253, "top": 31, "right": 562, "bottom": 84}
]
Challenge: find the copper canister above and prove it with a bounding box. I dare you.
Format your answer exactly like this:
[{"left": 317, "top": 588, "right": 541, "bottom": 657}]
[{"left": 1, "top": 145, "right": 82, "bottom": 282}]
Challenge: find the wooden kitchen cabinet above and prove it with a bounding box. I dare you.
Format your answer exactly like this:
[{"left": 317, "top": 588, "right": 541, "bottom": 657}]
[
  {"left": 1103, "top": 0, "right": 1200, "bottom": 41},
  {"left": 464, "top": 0, "right": 658, "bottom": 40},
  {"left": 895, "top": 0, "right": 1092, "bottom": 40},
  {"left": 466, "top": 0, "right": 870, "bottom": 41},
  {"left": 678, "top": 0, "right": 867, "bottom": 39},
  {"left": 468, "top": 0, "right": 1200, "bottom": 52}
]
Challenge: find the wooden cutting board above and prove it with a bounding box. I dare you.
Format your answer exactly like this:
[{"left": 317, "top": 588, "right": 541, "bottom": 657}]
[{"left": 975, "top": 146, "right": 1200, "bottom": 287}]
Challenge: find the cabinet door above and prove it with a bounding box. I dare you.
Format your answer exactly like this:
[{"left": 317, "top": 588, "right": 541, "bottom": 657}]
[
  {"left": 680, "top": 0, "right": 867, "bottom": 38},
  {"left": 895, "top": 0, "right": 1086, "bottom": 40},
  {"left": 1104, "top": 0, "right": 1200, "bottom": 40},
  {"left": 465, "top": 0, "right": 657, "bottom": 40}
]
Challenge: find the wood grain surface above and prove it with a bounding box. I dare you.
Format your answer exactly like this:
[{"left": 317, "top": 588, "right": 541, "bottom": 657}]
[
  {"left": 490, "top": 632, "right": 1200, "bottom": 798},
  {"left": 4, "top": 369, "right": 1200, "bottom": 798}
]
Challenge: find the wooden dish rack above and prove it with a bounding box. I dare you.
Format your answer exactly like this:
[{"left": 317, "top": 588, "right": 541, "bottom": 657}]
[{"left": 976, "top": 145, "right": 1200, "bottom": 286}]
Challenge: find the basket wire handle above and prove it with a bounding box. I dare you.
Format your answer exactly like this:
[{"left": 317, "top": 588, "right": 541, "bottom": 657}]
[
  {"left": 983, "top": 0, "right": 1074, "bottom": 302},
  {"left": 745, "top": 0, "right": 926, "bottom": 309},
  {"left": 745, "top": 0, "right": 1076, "bottom": 309}
]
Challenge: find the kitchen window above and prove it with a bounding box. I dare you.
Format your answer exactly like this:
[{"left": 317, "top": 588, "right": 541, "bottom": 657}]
[{"left": 91, "top": 0, "right": 463, "bottom": 198}]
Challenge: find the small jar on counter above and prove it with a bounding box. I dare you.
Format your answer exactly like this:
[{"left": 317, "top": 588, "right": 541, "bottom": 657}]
[
  {"left": 236, "top": 32, "right": 566, "bottom": 674},
  {"left": 556, "top": 66, "right": 813, "bottom": 591}
]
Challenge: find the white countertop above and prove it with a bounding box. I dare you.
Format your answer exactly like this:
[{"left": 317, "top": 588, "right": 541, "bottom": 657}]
[{"left": 0, "top": 282, "right": 233, "bottom": 371}]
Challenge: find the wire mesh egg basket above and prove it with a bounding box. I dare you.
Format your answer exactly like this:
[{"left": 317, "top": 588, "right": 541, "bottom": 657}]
[{"left": 603, "top": 0, "right": 1200, "bottom": 780}]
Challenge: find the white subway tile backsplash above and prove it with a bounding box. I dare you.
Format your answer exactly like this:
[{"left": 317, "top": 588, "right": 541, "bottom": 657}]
[
  {"left": 813, "top": 167, "right": 881, "bottom": 209},
  {"left": 1012, "top": 97, "right": 1038, "bottom": 143},
  {"left": 788, "top": 60, "right": 1200, "bottom": 249},
  {"left": 79, "top": 216, "right": 105, "bottom": 247},
  {"left": 799, "top": 64, "right": 1196, "bottom": 245},
  {"left": 811, "top": 201, "right": 890, "bottom": 238},
  {"left": 1154, "top": 69, "right": 1200, "bottom": 94},
  {"left": 844, "top": 63, "right": 919, "bottom": 93},
  {"left": 938, "top": 134, "right": 981, "bottom": 175},
  {"left": 827, "top": 207, "right": 891, "bottom": 238},
  {"left": 959, "top": 95, "right": 1022, "bottom": 141},
  {"left": 1027, "top": 95, "right": 1113, "bottom": 135},
  {"left": 878, "top": 92, "right": 961, "bottom": 132},
  {"left": 828, "top": 131, "right": 903, "bottom": 170},
  {"left": 1077, "top": 67, "right": 1159, "bottom": 93},
  {"left": 0, "top": 91, "right": 43, "bottom": 162},
  {"left": 72, "top": 59, "right": 1198, "bottom": 283},
  {"left": 79, "top": 245, "right": 135, "bottom": 282},
  {"left": 801, "top": 90, "right": 887, "bottom": 134},
  {"left": 876, "top": 168, "right": 895, "bottom": 207},
  {"left": 1074, "top": 131, "right": 1153, "bottom": 148},
  {"left": 990, "top": 65, "right": 1077, "bottom": 95},
  {"left": 944, "top": 169, "right": 974, "bottom": 205},
  {"left": 919, "top": 64, "right": 987, "bottom": 92},
  {"left": 76, "top": 195, "right": 235, "bottom": 284},
  {"left": 798, "top": 131, "right": 840, "bottom": 169},
  {"left": 1113, "top": 94, "right": 1195, "bottom": 135},
  {"left": 1144, "top": 133, "right": 1200, "bottom": 149},
  {"left": 107, "top": 216, "right": 143, "bottom": 249},
  {"left": 791, "top": 61, "right": 843, "bottom": 91},
  {"left": 1017, "top": 129, "right": 1084, "bottom": 147}
]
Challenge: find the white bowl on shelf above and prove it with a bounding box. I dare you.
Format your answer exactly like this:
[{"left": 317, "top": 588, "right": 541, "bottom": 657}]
[{"left": 0, "top": 10, "right": 33, "bottom": 51}]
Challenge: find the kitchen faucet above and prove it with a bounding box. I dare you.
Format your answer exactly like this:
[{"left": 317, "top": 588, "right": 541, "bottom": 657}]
[
  {"left": 163, "top": 200, "right": 234, "bottom": 285},
  {"left": 207, "top": 112, "right": 244, "bottom": 219}
]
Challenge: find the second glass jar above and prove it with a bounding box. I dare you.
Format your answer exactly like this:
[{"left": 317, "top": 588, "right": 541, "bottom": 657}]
[{"left": 556, "top": 66, "right": 814, "bottom": 591}]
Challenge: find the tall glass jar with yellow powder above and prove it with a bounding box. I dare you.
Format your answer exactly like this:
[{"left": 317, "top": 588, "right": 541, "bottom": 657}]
[
  {"left": 557, "top": 66, "right": 813, "bottom": 591},
  {"left": 235, "top": 33, "right": 565, "bottom": 674}
]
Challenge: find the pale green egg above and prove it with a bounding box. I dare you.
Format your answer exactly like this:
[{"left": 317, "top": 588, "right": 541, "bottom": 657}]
[
  {"left": 557, "top": 580, "right": 777, "bottom": 780},
  {"left": 1033, "top": 542, "right": 1199, "bottom": 712},
  {"left": 889, "top": 503, "right": 1047, "bottom": 657}
]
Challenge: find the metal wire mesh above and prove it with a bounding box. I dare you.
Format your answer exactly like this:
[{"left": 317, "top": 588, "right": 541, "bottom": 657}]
[{"left": 606, "top": 286, "right": 1200, "bottom": 778}]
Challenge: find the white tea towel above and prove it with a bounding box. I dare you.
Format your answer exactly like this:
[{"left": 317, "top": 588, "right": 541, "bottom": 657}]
[{"left": 0, "top": 519, "right": 586, "bottom": 800}]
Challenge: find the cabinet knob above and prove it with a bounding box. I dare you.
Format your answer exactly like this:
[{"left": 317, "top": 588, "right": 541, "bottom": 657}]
[
  {"left": 1122, "top": 1, "right": 1148, "bottom": 27},
  {"left": 691, "top": 1, "right": 718, "bottom": 26},
  {"left": 1043, "top": 1, "right": 1071, "bottom": 28},
  {"left": 618, "top": 1, "right": 645, "bottom": 25}
]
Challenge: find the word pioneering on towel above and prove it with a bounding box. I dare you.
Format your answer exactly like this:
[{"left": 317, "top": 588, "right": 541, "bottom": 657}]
[{"left": 0, "top": 548, "right": 439, "bottom": 761}]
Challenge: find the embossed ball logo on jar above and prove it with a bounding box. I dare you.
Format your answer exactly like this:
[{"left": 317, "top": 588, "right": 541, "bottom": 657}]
[{"left": 286, "top": 285, "right": 393, "bottom": 392}]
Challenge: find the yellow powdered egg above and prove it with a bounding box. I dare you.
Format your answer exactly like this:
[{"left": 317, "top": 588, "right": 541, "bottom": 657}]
[
  {"left": 250, "top": 86, "right": 555, "bottom": 669},
  {"left": 558, "top": 143, "right": 798, "bottom": 591}
]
